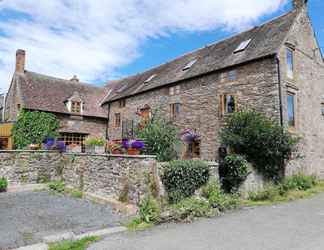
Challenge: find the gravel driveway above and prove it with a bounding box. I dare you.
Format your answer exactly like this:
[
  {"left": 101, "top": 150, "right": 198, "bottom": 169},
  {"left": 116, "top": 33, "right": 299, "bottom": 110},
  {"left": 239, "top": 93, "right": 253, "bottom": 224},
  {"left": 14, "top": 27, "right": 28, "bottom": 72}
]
[
  {"left": 89, "top": 193, "right": 324, "bottom": 250},
  {"left": 0, "top": 191, "right": 125, "bottom": 250}
]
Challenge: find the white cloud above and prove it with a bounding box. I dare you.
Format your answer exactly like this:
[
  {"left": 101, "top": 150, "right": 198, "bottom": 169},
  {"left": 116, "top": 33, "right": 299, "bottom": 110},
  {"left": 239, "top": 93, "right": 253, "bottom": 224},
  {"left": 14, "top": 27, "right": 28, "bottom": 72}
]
[{"left": 0, "top": 0, "right": 287, "bottom": 91}]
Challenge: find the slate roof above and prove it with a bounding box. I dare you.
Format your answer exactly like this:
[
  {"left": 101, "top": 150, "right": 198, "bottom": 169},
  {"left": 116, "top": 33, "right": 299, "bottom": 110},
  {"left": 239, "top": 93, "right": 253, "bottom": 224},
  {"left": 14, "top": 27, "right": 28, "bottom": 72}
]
[
  {"left": 16, "top": 71, "right": 108, "bottom": 118},
  {"left": 102, "top": 10, "right": 298, "bottom": 104}
]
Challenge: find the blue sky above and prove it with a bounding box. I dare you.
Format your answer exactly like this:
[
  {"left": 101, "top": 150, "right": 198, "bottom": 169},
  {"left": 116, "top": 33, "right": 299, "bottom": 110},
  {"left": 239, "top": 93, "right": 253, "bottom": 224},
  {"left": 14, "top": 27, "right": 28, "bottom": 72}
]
[{"left": 0, "top": 0, "right": 323, "bottom": 91}]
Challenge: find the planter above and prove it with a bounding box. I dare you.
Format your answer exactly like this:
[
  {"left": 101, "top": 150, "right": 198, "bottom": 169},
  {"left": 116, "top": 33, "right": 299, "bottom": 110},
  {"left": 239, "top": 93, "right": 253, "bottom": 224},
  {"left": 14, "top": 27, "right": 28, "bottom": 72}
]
[
  {"left": 85, "top": 145, "right": 105, "bottom": 154},
  {"left": 67, "top": 145, "right": 82, "bottom": 153},
  {"left": 29, "top": 144, "right": 40, "bottom": 150},
  {"left": 127, "top": 148, "right": 140, "bottom": 155},
  {"left": 112, "top": 149, "right": 123, "bottom": 155}
]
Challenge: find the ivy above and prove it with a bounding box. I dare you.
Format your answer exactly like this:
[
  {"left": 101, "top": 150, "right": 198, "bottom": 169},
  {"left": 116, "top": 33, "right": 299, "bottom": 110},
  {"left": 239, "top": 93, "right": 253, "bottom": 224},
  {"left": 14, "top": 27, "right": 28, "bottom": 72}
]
[{"left": 12, "top": 110, "right": 60, "bottom": 149}]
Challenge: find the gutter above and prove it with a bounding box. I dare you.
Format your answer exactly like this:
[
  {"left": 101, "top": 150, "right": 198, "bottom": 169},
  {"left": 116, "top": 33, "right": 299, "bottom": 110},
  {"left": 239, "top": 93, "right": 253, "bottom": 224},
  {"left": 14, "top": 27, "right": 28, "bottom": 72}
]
[{"left": 276, "top": 56, "right": 284, "bottom": 127}]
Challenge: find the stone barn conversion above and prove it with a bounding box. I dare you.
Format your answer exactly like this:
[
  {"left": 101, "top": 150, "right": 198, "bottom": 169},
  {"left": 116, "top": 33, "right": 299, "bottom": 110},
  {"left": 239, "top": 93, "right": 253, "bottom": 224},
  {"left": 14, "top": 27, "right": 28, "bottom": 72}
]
[{"left": 4, "top": 0, "right": 324, "bottom": 176}]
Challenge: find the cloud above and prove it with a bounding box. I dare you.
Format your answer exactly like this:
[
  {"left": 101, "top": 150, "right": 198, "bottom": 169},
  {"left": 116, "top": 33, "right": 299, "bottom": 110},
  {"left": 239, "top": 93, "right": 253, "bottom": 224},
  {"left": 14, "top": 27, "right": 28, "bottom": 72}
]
[{"left": 0, "top": 0, "right": 287, "bottom": 91}]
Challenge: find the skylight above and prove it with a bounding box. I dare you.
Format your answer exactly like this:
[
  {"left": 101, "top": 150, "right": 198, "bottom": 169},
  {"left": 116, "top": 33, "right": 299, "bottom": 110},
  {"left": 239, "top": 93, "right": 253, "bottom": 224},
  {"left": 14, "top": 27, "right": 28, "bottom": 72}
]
[
  {"left": 116, "top": 84, "right": 128, "bottom": 93},
  {"left": 144, "top": 74, "right": 157, "bottom": 83},
  {"left": 234, "top": 39, "right": 252, "bottom": 53},
  {"left": 182, "top": 59, "right": 197, "bottom": 71}
]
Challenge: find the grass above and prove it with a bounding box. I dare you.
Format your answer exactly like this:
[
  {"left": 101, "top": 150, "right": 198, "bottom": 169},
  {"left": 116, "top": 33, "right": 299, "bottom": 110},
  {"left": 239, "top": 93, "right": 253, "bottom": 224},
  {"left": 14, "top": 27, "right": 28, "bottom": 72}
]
[
  {"left": 48, "top": 236, "right": 99, "bottom": 250},
  {"left": 48, "top": 181, "right": 84, "bottom": 199},
  {"left": 126, "top": 217, "right": 153, "bottom": 231},
  {"left": 242, "top": 181, "right": 324, "bottom": 207}
]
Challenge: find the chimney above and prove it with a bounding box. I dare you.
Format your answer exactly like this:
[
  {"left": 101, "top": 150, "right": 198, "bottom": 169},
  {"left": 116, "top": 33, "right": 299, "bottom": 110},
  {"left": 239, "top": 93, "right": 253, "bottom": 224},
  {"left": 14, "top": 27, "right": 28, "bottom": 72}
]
[
  {"left": 293, "top": 0, "right": 308, "bottom": 10},
  {"left": 70, "top": 75, "right": 79, "bottom": 82},
  {"left": 15, "top": 49, "right": 26, "bottom": 73}
]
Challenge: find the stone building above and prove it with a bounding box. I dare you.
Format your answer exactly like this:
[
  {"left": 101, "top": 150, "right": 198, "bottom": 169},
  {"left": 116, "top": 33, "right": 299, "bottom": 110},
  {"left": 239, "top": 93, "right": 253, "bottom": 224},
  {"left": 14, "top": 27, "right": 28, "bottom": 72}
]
[
  {"left": 5, "top": 50, "right": 110, "bottom": 150},
  {"left": 101, "top": 0, "right": 324, "bottom": 176}
]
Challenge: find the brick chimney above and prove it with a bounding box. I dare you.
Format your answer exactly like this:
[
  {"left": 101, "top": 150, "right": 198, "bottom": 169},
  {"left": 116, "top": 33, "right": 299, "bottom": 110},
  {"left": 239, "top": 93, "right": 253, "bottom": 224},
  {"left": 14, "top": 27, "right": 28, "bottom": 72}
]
[
  {"left": 293, "top": 0, "right": 308, "bottom": 10},
  {"left": 15, "top": 49, "right": 26, "bottom": 73}
]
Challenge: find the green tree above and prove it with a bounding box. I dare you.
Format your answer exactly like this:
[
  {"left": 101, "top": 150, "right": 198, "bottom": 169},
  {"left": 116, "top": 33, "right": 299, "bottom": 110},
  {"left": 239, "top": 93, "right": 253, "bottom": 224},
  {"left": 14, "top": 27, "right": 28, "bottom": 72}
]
[
  {"left": 135, "top": 112, "right": 181, "bottom": 161},
  {"left": 220, "top": 110, "right": 299, "bottom": 181},
  {"left": 12, "top": 110, "right": 60, "bottom": 149}
]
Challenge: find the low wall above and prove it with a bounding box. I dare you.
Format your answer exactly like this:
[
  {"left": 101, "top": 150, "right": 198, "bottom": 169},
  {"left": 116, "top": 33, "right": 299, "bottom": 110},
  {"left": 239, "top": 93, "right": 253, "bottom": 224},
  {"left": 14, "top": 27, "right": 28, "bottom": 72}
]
[{"left": 0, "top": 151, "right": 157, "bottom": 204}]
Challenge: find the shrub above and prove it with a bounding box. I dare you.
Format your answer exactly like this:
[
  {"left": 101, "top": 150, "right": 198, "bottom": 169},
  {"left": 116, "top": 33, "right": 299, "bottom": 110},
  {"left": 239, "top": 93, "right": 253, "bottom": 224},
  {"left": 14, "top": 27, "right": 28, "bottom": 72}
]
[
  {"left": 84, "top": 137, "right": 105, "bottom": 146},
  {"left": 161, "top": 160, "right": 210, "bottom": 203},
  {"left": 138, "top": 196, "right": 161, "bottom": 224},
  {"left": 281, "top": 173, "right": 317, "bottom": 192},
  {"left": 201, "top": 179, "right": 240, "bottom": 211},
  {"left": 135, "top": 113, "right": 181, "bottom": 161},
  {"left": 12, "top": 110, "right": 60, "bottom": 149},
  {"left": 0, "top": 177, "right": 8, "bottom": 192},
  {"left": 171, "top": 197, "right": 216, "bottom": 222},
  {"left": 220, "top": 154, "right": 250, "bottom": 192},
  {"left": 220, "top": 110, "right": 298, "bottom": 181},
  {"left": 48, "top": 181, "right": 65, "bottom": 193},
  {"left": 69, "top": 189, "right": 83, "bottom": 199},
  {"left": 248, "top": 184, "right": 280, "bottom": 201}
]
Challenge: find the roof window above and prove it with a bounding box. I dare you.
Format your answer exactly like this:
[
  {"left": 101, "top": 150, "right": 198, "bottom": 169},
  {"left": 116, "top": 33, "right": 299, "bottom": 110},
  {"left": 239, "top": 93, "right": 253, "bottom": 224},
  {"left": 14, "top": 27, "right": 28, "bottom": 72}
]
[
  {"left": 116, "top": 84, "right": 128, "bottom": 93},
  {"left": 182, "top": 59, "right": 197, "bottom": 71},
  {"left": 234, "top": 39, "right": 252, "bottom": 53},
  {"left": 144, "top": 74, "right": 157, "bottom": 84}
]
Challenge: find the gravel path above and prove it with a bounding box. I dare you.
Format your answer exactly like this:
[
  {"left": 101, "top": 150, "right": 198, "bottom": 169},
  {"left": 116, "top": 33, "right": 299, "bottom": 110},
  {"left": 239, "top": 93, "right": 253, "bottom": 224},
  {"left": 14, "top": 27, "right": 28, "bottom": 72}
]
[
  {"left": 89, "top": 193, "right": 324, "bottom": 250},
  {"left": 0, "top": 191, "right": 125, "bottom": 250}
]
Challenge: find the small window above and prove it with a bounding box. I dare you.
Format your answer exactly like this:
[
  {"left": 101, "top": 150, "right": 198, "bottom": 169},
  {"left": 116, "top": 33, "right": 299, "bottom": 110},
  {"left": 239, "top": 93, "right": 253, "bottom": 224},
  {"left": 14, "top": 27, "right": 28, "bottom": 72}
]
[
  {"left": 169, "top": 85, "right": 180, "bottom": 96},
  {"left": 144, "top": 74, "right": 157, "bottom": 83},
  {"left": 183, "top": 59, "right": 197, "bottom": 71},
  {"left": 71, "top": 101, "right": 81, "bottom": 113},
  {"left": 220, "top": 94, "right": 237, "bottom": 116},
  {"left": 170, "top": 103, "right": 181, "bottom": 120},
  {"left": 17, "top": 104, "right": 21, "bottom": 110},
  {"left": 116, "top": 84, "right": 128, "bottom": 93},
  {"left": 287, "top": 48, "right": 294, "bottom": 79},
  {"left": 188, "top": 140, "right": 200, "bottom": 159},
  {"left": 234, "top": 39, "right": 252, "bottom": 53},
  {"left": 175, "top": 85, "right": 181, "bottom": 94},
  {"left": 228, "top": 70, "right": 237, "bottom": 81},
  {"left": 287, "top": 93, "right": 295, "bottom": 127},
  {"left": 114, "top": 113, "right": 121, "bottom": 127},
  {"left": 119, "top": 99, "right": 126, "bottom": 108}
]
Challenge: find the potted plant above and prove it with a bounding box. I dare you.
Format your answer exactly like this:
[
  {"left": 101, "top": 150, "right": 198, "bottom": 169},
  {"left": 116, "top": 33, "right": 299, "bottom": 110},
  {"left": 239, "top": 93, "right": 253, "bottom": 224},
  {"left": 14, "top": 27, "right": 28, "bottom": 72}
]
[
  {"left": 84, "top": 137, "right": 106, "bottom": 154},
  {"left": 122, "top": 139, "right": 145, "bottom": 155},
  {"left": 67, "top": 143, "right": 82, "bottom": 153},
  {"left": 180, "top": 129, "right": 200, "bottom": 143},
  {"left": 107, "top": 141, "right": 124, "bottom": 154}
]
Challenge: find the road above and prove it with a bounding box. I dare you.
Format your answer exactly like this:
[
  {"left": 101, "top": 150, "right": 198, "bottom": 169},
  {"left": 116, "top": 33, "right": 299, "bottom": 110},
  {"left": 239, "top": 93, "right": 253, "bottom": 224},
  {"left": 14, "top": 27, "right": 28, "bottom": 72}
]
[{"left": 89, "top": 193, "right": 324, "bottom": 250}]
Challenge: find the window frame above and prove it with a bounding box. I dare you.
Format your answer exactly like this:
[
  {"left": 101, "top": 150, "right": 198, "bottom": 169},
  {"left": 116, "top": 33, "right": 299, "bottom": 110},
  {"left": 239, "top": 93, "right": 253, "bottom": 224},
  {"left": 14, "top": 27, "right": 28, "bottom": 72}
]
[
  {"left": 287, "top": 91, "right": 296, "bottom": 128},
  {"left": 170, "top": 103, "right": 181, "bottom": 120},
  {"left": 71, "top": 101, "right": 82, "bottom": 113},
  {"left": 220, "top": 94, "right": 237, "bottom": 116},
  {"left": 119, "top": 99, "right": 126, "bottom": 108},
  {"left": 114, "top": 113, "right": 121, "bottom": 127},
  {"left": 228, "top": 70, "right": 237, "bottom": 81},
  {"left": 286, "top": 48, "right": 294, "bottom": 79}
]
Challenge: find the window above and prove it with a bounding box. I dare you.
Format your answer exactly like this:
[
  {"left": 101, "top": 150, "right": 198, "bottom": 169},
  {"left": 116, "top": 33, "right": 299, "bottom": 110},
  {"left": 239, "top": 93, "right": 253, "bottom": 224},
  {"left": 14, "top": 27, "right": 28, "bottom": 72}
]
[
  {"left": 287, "top": 48, "right": 294, "bottom": 79},
  {"left": 144, "top": 74, "right": 157, "bottom": 83},
  {"left": 71, "top": 101, "right": 81, "bottom": 113},
  {"left": 122, "top": 119, "right": 134, "bottom": 138},
  {"left": 170, "top": 103, "right": 181, "bottom": 120},
  {"left": 119, "top": 99, "right": 126, "bottom": 108},
  {"left": 114, "top": 113, "right": 121, "bottom": 127},
  {"left": 287, "top": 93, "right": 295, "bottom": 127},
  {"left": 220, "top": 94, "right": 237, "bottom": 116},
  {"left": 234, "top": 39, "right": 252, "bottom": 53},
  {"left": 188, "top": 140, "right": 201, "bottom": 158},
  {"left": 17, "top": 104, "right": 21, "bottom": 110},
  {"left": 183, "top": 59, "right": 197, "bottom": 71},
  {"left": 169, "top": 85, "right": 181, "bottom": 96},
  {"left": 228, "top": 70, "right": 237, "bottom": 81},
  {"left": 60, "top": 133, "right": 86, "bottom": 151}
]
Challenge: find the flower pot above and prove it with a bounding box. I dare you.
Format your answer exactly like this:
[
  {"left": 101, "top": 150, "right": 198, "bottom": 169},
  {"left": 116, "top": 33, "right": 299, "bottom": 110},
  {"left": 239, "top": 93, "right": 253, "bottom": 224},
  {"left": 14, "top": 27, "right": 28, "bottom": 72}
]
[
  {"left": 127, "top": 148, "right": 140, "bottom": 155},
  {"left": 112, "top": 149, "right": 123, "bottom": 155},
  {"left": 29, "top": 144, "right": 40, "bottom": 150}
]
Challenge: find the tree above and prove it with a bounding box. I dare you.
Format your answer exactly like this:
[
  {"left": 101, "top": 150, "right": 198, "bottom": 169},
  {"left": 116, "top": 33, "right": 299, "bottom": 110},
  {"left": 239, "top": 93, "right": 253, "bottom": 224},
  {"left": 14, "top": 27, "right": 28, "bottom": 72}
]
[
  {"left": 12, "top": 110, "right": 60, "bottom": 149},
  {"left": 135, "top": 112, "right": 181, "bottom": 162},
  {"left": 220, "top": 110, "right": 299, "bottom": 181}
]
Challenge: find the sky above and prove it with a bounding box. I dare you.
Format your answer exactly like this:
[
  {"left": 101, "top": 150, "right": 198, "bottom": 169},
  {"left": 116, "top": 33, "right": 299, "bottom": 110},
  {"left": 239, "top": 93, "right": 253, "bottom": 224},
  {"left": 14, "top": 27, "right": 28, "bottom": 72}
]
[{"left": 0, "top": 0, "right": 323, "bottom": 92}]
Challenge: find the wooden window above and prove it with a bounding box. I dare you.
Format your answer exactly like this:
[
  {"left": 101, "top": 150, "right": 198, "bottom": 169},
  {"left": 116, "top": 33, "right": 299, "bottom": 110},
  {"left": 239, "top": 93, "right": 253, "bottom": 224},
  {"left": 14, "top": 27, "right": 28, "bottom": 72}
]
[
  {"left": 169, "top": 85, "right": 181, "bottom": 96},
  {"left": 115, "top": 113, "right": 121, "bottom": 127},
  {"left": 169, "top": 87, "right": 175, "bottom": 96},
  {"left": 287, "top": 48, "right": 294, "bottom": 79},
  {"left": 60, "top": 133, "right": 86, "bottom": 151},
  {"left": 71, "top": 101, "right": 81, "bottom": 113},
  {"left": 287, "top": 92, "right": 295, "bottom": 127},
  {"left": 170, "top": 103, "right": 181, "bottom": 120},
  {"left": 228, "top": 70, "right": 237, "bottom": 81},
  {"left": 119, "top": 99, "right": 126, "bottom": 108},
  {"left": 220, "top": 94, "right": 237, "bottom": 116},
  {"left": 122, "top": 120, "right": 134, "bottom": 138},
  {"left": 188, "top": 140, "right": 201, "bottom": 158}
]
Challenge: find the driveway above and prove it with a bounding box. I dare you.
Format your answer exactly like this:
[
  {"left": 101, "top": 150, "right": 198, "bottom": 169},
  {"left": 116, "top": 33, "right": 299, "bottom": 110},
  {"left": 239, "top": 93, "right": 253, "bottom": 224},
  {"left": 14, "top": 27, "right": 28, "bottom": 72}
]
[
  {"left": 0, "top": 191, "right": 125, "bottom": 250},
  {"left": 90, "top": 193, "right": 324, "bottom": 250}
]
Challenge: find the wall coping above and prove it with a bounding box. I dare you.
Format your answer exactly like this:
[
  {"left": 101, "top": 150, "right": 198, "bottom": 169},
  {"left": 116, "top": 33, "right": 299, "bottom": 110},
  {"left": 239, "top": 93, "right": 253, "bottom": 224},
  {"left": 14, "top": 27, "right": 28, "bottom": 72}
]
[{"left": 0, "top": 150, "right": 156, "bottom": 159}]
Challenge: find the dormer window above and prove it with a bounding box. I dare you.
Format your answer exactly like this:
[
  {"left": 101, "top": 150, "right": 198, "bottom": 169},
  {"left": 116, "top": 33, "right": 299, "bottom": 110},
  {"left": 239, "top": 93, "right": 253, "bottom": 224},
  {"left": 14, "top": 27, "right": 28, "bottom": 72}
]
[{"left": 71, "top": 101, "right": 81, "bottom": 113}]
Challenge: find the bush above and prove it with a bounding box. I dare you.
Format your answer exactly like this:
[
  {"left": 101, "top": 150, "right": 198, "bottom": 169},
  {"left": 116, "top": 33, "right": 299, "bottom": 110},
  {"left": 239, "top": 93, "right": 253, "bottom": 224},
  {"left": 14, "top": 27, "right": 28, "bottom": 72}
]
[
  {"left": 12, "top": 110, "right": 59, "bottom": 149},
  {"left": 138, "top": 196, "right": 161, "bottom": 224},
  {"left": 248, "top": 184, "right": 280, "bottom": 201},
  {"left": 161, "top": 160, "right": 210, "bottom": 203},
  {"left": 0, "top": 177, "right": 8, "bottom": 192},
  {"left": 220, "top": 110, "right": 298, "bottom": 181},
  {"left": 48, "top": 181, "right": 65, "bottom": 193},
  {"left": 135, "top": 113, "right": 181, "bottom": 161},
  {"left": 281, "top": 173, "right": 317, "bottom": 192},
  {"left": 84, "top": 137, "right": 105, "bottom": 146},
  {"left": 220, "top": 154, "right": 250, "bottom": 192},
  {"left": 201, "top": 179, "right": 240, "bottom": 211},
  {"left": 171, "top": 197, "right": 216, "bottom": 222}
]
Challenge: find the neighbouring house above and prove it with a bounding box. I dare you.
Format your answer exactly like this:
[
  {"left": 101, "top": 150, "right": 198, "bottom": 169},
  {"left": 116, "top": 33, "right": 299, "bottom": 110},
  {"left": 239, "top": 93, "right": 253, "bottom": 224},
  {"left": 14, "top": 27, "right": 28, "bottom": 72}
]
[
  {"left": 4, "top": 0, "right": 324, "bottom": 177},
  {"left": 5, "top": 50, "right": 110, "bottom": 150},
  {"left": 101, "top": 0, "right": 324, "bottom": 176}
]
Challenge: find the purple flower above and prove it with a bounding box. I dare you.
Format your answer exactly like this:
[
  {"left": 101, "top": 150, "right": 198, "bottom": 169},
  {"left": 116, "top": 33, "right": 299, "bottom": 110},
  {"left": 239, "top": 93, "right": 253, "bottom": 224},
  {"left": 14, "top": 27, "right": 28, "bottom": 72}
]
[
  {"left": 122, "top": 138, "right": 130, "bottom": 149},
  {"left": 131, "top": 140, "right": 145, "bottom": 149},
  {"left": 180, "top": 129, "right": 200, "bottom": 143},
  {"left": 56, "top": 140, "right": 66, "bottom": 153}
]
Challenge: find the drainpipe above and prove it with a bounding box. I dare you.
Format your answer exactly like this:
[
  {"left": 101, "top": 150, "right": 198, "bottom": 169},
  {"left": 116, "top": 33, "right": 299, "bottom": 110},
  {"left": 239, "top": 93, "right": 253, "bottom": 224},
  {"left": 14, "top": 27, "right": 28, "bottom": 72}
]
[
  {"left": 106, "top": 103, "right": 111, "bottom": 140},
  {"left": 276, "top": 56, "right": 284, "bottom": 127}
]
